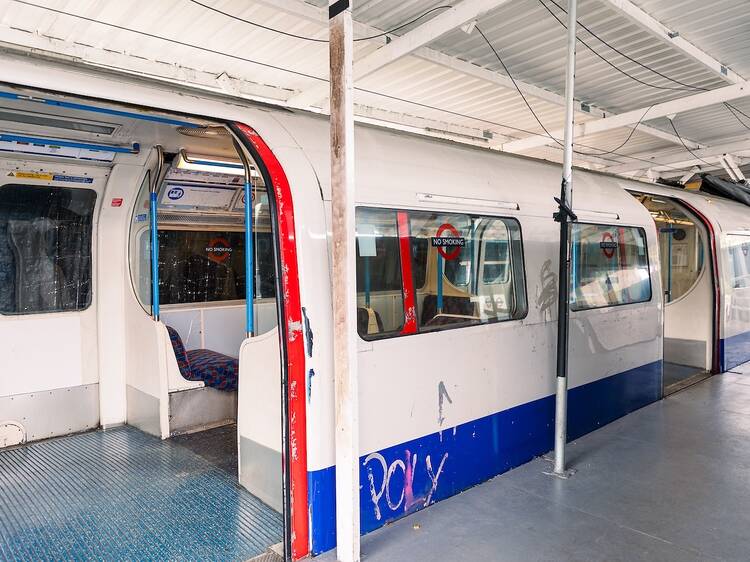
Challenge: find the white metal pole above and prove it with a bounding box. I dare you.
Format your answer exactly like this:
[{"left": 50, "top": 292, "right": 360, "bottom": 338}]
[
  {"left": 553, "top": 0, "right": 578, "bottom": 476},
  {"left": 329, "top": 1, "right": 360, "bottom": 561}
]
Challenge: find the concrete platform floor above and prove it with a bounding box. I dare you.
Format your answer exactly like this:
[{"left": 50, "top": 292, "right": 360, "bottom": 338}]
[{"left": 324, "top": 364, "right": 750, "bottom": 562}]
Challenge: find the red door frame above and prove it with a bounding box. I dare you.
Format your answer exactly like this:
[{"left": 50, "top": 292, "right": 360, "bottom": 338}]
[{"left": 234, "top": 123, "right": 309, "bottom": 559}]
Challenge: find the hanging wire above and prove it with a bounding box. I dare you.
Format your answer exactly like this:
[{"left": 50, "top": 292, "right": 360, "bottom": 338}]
[
  {"left": 540, "top": 0, "right": 750, "bottom": 140},
  {"left": 7, "top": 0, "right": 686, "bottom": 171},
  {"left": 187, "top": 0, "right": 453, "bottom": 43},
  {"left": 668, "top": 119, "right": 716, "bottom": 168},
  {"left": 474, "top": 24, "right": 651, "bottom": 157}
]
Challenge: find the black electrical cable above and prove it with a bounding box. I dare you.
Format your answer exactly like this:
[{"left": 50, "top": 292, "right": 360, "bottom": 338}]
[
  {"left": 668, "top": 119, "right": 715, "bottom": 168},
  {"left": 542, "top": 0, "right": 708, "bottom": 93},
  {"left": 538, "top": 0, "right": 698, "bottom": 93},
  {"left": 10, "top": 0, "right": 686, "bottom": 172},
  {"left": 724, "top": 102, "right": 750, "bottom": 131},
  {"left": 474, "top": 24, "right": 650, "bottom": 158},
  {"left": 540, "top": 0, "right": 750, "bottom": 140},
  {"left": 187, "top": 0, "right": 453, "bottom": 43}
]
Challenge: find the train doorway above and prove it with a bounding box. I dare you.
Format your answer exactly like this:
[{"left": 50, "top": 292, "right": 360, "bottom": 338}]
[
  {"left": 0, "top": 88, "right": 287, "bottom": 560},
  {"left": 632, "top": 191, "right": 715, "bottom": 394}
]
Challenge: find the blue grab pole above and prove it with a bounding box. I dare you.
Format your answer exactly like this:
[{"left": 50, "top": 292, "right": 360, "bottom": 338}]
[
  {"left": 364, "top": 256, "right": 371, "bottom": 307},
  {"left": 149, "top": 191, "right": 160, "bottom": 320},
  {"left": 437, "top": 253, "right": 444, "bottom": 313},
  {"left": 245, "top": 180, "right": 254, "bottom": 336}
]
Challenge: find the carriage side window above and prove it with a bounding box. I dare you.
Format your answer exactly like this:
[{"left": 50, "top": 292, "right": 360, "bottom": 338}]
[
  {"left": 727, "top": 235, "right": 750, "bottom": 289},
  {"left": 409, "top": 212, "right": 527, "bottom": 331},
  {"left": 0, "top": 184, "right": 97, "bottom": 315},
  {"left": 356, "top": 208, "right": 405, "bottom": 338},
  {"left": 571, "top": 224, "right": 651, "bottom": 311}
]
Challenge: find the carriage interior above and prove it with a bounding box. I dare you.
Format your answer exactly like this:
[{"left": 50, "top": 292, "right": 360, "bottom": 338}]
[{"left": 0, "top": 87, "right": 283, "bottom": 558}]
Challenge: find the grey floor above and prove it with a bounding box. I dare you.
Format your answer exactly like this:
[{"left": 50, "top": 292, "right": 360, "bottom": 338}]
[{"left": 323, "top": 364, "right": 750, "bottom": 562}]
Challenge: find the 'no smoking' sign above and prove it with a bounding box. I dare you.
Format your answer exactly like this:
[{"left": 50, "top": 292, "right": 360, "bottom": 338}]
[{"left": 431, "top": 223, "right": 465, "bottom": 260}]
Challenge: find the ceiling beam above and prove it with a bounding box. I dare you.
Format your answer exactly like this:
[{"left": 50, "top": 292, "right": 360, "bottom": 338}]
[
  {"left": 417, "top": 48, "right": 701, "bottom": 149},
  {"left": 287, "top": 0, "right": 511, "bottom": 107},
  {"left": 261, "top": 0, "right": 702, "bottom": 149},
  {"left": 502, "top": 82, "right": 750, "bottom": 153},
  {"left": 599, "top": 0, "right": 744, "bottom": 84},
  {"left": 605, "top": 138, "right": 750, "bottom": 174}
]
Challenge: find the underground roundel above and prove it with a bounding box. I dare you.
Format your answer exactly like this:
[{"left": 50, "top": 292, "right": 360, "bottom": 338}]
[{"left": 431, "top": 223, "right": 465, "bottom": 260}]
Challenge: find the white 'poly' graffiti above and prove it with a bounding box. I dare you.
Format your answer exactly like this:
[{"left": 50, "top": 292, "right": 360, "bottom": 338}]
[{"left": 363, "top": 451, "right": 449, "bottom": 521}]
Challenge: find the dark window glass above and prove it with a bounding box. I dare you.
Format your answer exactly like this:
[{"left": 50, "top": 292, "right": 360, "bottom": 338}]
[
  {"left": 0, "top": 184, "right": 96, "bottom": 314},
  {"left": 157, "top": 229, "right": 275, "bottom": 305}
]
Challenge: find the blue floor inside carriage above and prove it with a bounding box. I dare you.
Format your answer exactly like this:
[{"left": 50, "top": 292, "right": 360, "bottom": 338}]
[{"left": 0, "top": 425, "right": 282, "bottom": 561}]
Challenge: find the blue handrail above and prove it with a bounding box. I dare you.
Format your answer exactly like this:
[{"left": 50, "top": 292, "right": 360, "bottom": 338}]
[
  {"left": 244, "top": 180, "right": 254, "bottom": 336},
  {"left": 150, "top": 190, "right": 160, "bottom": 320}
]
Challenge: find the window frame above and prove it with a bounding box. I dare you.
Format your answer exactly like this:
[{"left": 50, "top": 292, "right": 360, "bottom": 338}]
[
  {"left": 0, "top": 183, "right": 98, "bottom": 316},
  {"left": 726, "top": 232, "right": 750, "bottom": 290},
  {"left": 570, "top": 221, "right": 653, "bottom": 313},
  {"left": 355, "top": 204, "right": 529, "bottom": 341},
  {"left": 355, "top": 207, "right": 408, "bottom": 341}
]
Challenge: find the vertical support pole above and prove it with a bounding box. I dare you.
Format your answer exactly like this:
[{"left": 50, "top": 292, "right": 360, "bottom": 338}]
[
  {"left": 244, "top": 178, "right": 255, "bottom": 336},
  {"left": 329, "top": 1, "right": 359, "bottom": 561},
  {"left": 150, "top": 145, "right": 164, "bottom": 322},
  {"left": 553, "top": 0, "right": 578, "bottom": 477},
  {"left": 364, "top": 256, "right": 371, "bottom": 307},
  {"left": 234, "top": 139, "right": 255, "bottom": 338}
]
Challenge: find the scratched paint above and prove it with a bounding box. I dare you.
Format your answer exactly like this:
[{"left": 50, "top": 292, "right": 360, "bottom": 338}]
[
  {"left": 437, "top": 381, "right": 453, "bottom": 426},
  {"left": 307, "top": 368, "right": 316, "bottom": 402},
  {"left": 302, "top": 307, "right": 314, "bottom": 358}
]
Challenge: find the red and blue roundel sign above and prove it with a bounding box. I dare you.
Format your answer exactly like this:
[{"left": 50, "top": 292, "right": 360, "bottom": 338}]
[
  {"left": 206, "top": 237, "right": 232, "bottom": 263},
  {"left": 600, "top": 232, "right": 617, "bottom": 259},
  {"left": 431, "top": 223, "right": 465, "bottom": 260}
]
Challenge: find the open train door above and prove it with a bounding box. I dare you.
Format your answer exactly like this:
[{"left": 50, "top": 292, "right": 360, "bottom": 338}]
[
  {"left": 632, "top": 191, "right": 718, "bottom": 394},
  {"left": 232, "top": 123, "right": 309, "bottom": 561}
]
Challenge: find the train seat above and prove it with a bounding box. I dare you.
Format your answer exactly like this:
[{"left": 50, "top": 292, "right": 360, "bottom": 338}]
[
  {"left": 167, "top": 326, "right": 238, "bottom": 391},
  {"left": 420, "top": 294, "right": 476, "bottom": 326},
  {"left": 357, "top": 307, "right": 384, "bottom": 335}
]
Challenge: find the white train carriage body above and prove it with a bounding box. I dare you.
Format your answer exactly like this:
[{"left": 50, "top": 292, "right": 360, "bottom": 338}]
[
  {"left": 0, "top": 66, "right": 665, "bottom": 559},
  {"left": 629, "top": 184, "right": 750, "bottom": 374},
  {"left": 280, "top": 113, "right": 663, "bottom": 552}
]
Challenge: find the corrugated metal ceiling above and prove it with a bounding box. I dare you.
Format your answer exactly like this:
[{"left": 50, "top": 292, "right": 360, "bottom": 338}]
[{"left": 0, "top": 0, "right": 748, "bottom": 180}]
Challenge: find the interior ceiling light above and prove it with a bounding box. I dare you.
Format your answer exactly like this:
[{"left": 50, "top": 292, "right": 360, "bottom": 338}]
[{"left": 175, "top": 150, "right": 255, "bottom": 176}]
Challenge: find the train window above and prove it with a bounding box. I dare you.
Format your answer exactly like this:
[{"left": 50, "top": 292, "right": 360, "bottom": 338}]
[
  {"left": 409, "top": 212, "right": 527, "bottom": 331},
  {"left": 158, "top": 230, "right": 241, "bottom": 305},
  {"left": 631, "top": 193, "right": 705, "bottom": 303},
  {"left": 571, "top": 224, "right": 651, "bottom": 311},
  {"left": 356, "top": 208, "right": 405, "bottom": 338},
  {"left": 727, "top": 235, "right": 750, "bottom": 289},
  {"left": 0, "top": 184, "right": 97, "bottom": 315}
]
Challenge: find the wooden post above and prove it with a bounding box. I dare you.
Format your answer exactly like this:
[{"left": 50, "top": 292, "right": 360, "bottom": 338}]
[{"left": 329, "top": 1, "right": 360, "bottom": 561}]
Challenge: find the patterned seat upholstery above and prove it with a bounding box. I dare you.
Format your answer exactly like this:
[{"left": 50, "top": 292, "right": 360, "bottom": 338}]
[{"left": 166, "top": 326, "right": 239, "bottom": 391}]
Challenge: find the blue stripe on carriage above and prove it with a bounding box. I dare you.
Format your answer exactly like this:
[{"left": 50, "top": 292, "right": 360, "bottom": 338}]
[{"left": 307, "top": 360, "right": 662, "bottom": 555}]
